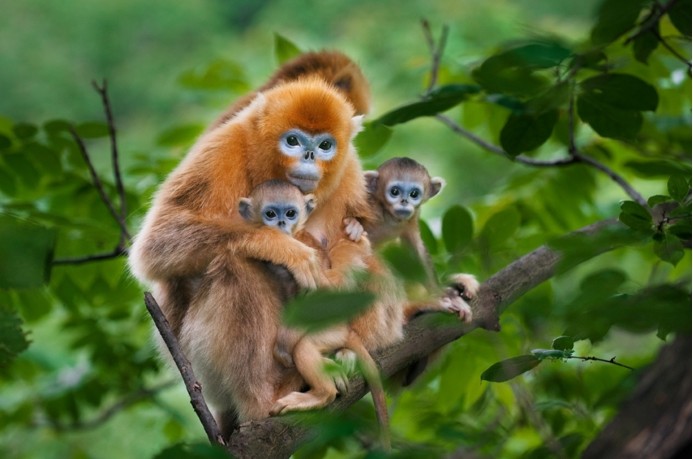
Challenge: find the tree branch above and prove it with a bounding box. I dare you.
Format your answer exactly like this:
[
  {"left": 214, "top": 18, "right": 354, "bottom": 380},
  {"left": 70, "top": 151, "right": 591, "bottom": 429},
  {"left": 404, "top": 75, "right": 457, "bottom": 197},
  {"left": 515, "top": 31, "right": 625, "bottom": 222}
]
[
  {"left": 52, "top": 246, "right": 128, "bottom": 266},
  {"left": 224, "top": 219, "right": 626, "bottom": 459},
  {"left": 421, "top": 20, "right": 449, "bottom": 96},
  {"left": 143, "top": 292, "right": 226, "bottom": 447}
]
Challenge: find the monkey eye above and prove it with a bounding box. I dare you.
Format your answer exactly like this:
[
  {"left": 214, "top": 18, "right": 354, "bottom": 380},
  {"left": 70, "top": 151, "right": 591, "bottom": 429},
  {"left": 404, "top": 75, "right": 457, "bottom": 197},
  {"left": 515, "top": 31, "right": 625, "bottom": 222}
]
[
  {"left": 286, "top": 135, "right": 300, "bottom": 147},
  {"left": 286, "top": 209, "right": 297, "bottom": 219},
  {"left": 318, "top": 140, "right": 332, "bottom": 150},
  {"left": 264, "top": 210, "right": 277, "bottom": 219},
  {"left": 410, "top": 189, "right": 421, "bottom": 199},
  {"left": 389, "top": 187, "right": 401, "bottom": 197}
]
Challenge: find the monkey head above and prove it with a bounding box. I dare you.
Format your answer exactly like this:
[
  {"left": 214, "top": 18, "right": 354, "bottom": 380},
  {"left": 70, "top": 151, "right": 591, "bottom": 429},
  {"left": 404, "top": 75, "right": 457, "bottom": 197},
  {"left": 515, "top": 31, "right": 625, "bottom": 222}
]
[
  {"left": 239, "top": 180, "right": 316, "bottom": 235},
  {"left": 248, "top": 77, "right": 363, "bottom": 197},
  {"left": 365, "top": 157, "right": 445, "bottom": 221}
]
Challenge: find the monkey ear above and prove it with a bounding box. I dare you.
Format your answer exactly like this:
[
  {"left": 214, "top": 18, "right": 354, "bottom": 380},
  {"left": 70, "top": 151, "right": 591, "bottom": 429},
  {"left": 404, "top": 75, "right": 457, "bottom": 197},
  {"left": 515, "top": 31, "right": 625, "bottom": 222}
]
[
  {"left": 429, "top": 177, "right": 446, "bottom": 198},
  {"left": 304, "top": 194, "right": 316, "bottom": 215},
  {"left": 350, "top": 115, "right": 365, "bottom": 139},
  {"left": 363, "top": 170, "right": 379, "bottom": 194},
  {"left": 238, "top": 198, "right": 253, "bottom": 220}
]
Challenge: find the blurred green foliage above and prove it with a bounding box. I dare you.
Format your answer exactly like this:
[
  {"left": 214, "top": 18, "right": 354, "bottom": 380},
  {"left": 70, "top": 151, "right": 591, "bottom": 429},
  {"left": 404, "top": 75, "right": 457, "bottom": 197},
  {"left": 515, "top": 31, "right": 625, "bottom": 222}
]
[{"left": 0, "top": 0, "right": 690, "bottom": 458}]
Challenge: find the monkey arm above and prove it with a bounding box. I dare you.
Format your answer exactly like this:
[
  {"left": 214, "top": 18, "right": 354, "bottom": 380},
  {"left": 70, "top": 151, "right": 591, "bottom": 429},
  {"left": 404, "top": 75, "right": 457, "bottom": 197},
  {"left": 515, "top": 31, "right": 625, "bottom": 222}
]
[{"left": 400, "top": 225, "right": 439, "bottom": 291}]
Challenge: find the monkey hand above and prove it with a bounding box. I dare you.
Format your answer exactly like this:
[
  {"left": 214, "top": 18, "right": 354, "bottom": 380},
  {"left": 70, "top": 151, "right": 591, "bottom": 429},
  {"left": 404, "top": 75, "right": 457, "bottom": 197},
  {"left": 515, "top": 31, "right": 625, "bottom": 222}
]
[
  {"left": 286, "top": 242, "right": 329, "bottom": 289},
  {"left": 439, "top": 293, "right": 473, "bottom": 323},
  {"left": 343, "top": 217, "right": 366, "bottom": 242},
  {"left": 333, "top": 349, "right": 357, "bottom": 393},
  {"left": 447, "top": 273, "right": 480, "bottom": 301}
]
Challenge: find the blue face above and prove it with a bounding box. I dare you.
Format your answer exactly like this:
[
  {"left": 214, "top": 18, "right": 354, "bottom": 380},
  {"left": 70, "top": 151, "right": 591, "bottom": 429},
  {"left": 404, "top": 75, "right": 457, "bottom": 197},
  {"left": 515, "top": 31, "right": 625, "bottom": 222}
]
[
  {"left": 260, "top": 202, "right": 301, "bottom": 235},
  {"left": 385, "top": 180, "right": 424, "bottom": 220},
  {"left": 279, "top": 129, "right": 337, "bottom": 193}
]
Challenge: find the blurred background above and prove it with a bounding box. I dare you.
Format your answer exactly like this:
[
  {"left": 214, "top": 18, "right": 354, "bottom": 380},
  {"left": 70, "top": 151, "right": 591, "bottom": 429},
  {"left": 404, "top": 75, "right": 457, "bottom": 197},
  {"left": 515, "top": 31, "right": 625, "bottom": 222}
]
[{"left": 1, "top": 1, "right": 689, "bottom": 458}]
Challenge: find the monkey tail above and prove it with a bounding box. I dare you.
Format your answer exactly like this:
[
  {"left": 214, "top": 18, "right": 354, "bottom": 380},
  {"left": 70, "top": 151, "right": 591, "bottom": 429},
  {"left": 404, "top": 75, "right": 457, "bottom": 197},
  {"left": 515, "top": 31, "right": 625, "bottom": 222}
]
[{"left": 346, "top": 332, "right": 391, "bottom": 451}]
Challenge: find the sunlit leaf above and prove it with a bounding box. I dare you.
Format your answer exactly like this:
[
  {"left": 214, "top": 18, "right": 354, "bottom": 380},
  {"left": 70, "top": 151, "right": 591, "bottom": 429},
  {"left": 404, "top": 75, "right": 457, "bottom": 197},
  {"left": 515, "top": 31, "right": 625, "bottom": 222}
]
[
  {"left": 375, "top": 85, "right": 480, "bottom": 126},
  {"left": 500, "top": 109, "right": 558, "bottom": 156},
  {"left": 591, "top": 0, "right": 649, "bottom": 46},
  {"left": 354, "top": 122, "right": 393, "bottom": 158},
  {"left": 0, "top": 217, "right": 55, "bottom": 288},
  {"left": 283, "top": 289, "right": 375, "bottom": 332},
  {"left": 481, "top": 355, "right": 541, "bottom": 382},
  {"left": 442, "top": 205, "right": 474, "bottom": 254},
  {"left": 0, "top": 305, "right": 30, "bottom": 369},
  {"left": 274, "top": 33, "right": 302, "bottom": 65}
]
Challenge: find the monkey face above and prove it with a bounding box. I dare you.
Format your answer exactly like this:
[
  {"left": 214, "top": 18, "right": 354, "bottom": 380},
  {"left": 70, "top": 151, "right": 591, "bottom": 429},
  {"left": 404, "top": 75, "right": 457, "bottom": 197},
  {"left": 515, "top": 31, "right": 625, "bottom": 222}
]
[
  {"left": 384, "top": 180, "right": 424, "bottom": 220},
  {"left": 260, "top": 202, "right": 301, "bottom": 235},
  {"left": 279, "top": 129, "right": 337, "bottom": 193}
]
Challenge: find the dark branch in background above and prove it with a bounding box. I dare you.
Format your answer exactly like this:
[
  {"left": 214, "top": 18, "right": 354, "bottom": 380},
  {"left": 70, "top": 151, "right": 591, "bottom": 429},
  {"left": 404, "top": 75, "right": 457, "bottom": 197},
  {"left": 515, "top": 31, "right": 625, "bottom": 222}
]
[
  {"left": 421, "top": 23, "right": 650, "bottom": 209},
  {"left": 143, "top": 292, "right": 226, "bottom": 447},
  {"left": 45, "top": 380, "right": 177, "bottom": 431},
  {"left": 92, "top": 79, "right": 129, "bottom": 245},
  {"left": 225, "top": 219, "right": 625, "bottom": 459},
  {"left": 53, "top": 82, "right": 131, "bottom": 266},
  {"left": 568, "top": 355, "right": 634, "bottom": 371},
  {"left": 421, "top": 19, "right": 449, "bottom": 96}
]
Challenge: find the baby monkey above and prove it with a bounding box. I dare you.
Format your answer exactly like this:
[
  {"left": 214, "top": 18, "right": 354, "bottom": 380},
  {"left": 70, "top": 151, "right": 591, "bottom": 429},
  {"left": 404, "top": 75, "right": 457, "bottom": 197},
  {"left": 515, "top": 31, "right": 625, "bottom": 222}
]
[
  {"left": 362, "top": 157, "right": 478, "bottom": 322},
  {"left": 238, "top": 180, "right": 391, "bottom": 447}
]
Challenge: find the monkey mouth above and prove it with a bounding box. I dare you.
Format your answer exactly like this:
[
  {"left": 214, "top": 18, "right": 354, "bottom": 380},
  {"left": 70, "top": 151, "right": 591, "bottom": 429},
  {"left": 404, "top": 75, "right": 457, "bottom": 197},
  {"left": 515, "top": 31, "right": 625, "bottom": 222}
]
[
  {"left": 393, "top": 208, "right": 414, "bottom": 220},
  {"left": 287, "top": 174, "right": 319, "bottom": 193}
]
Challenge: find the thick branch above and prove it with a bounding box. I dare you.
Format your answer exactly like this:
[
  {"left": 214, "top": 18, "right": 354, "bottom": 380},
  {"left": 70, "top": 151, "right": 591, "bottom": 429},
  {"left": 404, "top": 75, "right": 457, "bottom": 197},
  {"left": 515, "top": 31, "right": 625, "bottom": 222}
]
[
  {"left": 225, "top": 219, "right": 624, "bottom": 458},
  {"left": 143, "top": 292, "right": 226, "bottom": 447}
]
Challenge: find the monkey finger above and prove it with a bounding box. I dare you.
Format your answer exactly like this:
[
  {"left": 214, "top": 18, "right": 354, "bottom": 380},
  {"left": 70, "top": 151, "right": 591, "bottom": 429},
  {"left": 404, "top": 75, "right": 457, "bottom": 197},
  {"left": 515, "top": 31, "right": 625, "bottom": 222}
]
[{"left": 335, "top": 348, "right": 358, "bottom": 374}]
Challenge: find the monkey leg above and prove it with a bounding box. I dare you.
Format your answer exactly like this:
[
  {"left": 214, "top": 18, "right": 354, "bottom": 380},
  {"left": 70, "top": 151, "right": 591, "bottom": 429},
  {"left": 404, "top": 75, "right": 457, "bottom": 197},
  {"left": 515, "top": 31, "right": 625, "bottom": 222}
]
[{"left": 270, "top": 339, "right": 339, "bottom": 415}]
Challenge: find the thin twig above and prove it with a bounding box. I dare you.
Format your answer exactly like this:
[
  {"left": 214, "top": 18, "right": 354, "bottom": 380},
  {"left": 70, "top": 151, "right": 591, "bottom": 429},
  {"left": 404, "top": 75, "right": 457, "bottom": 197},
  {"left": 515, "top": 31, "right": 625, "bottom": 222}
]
[
  {"left": 68, "top": 128, "right": 131, "bottom": 240},
  {"left": 52, "top": 246, "right": 128, "bottom": 266},
  {"left": 569, "top": 355, "right": 634, "bottom": 371},
  {"left": 92, "top": 79, "right": 130, "bottom": 242},
  {"left": 652, "top": 29, "right": 692, "bottom": 69},
  {"left": 421, "top": 20, "right": 449, "bottom": 95},
  {"left": 143, "top": 292, "right": 226, "bottom": 447}
]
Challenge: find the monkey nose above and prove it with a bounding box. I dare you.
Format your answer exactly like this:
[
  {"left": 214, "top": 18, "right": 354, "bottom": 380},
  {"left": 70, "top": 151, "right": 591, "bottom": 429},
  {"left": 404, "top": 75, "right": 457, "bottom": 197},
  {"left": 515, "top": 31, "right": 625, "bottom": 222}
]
[{"left": 303, "top": 151, "right": 315, "bottom": 161}]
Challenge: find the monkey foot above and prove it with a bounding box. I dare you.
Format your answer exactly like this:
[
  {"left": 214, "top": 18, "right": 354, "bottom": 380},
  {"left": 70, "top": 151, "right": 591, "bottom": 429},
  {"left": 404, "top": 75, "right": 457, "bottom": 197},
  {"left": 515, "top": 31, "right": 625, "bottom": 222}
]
[
  {"left": 270, "top": 391, "right": 336, "bottom": 416},
  {"left": 440, "top": 296, "right": 473, "bottom": 323},
  {"left": 448, "top": 273, "right": 480, "bottom": 300}
]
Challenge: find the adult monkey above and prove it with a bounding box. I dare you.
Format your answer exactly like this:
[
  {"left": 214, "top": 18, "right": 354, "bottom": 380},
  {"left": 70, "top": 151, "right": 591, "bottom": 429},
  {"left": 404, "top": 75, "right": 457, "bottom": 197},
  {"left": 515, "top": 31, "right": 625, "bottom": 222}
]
[{"left": 129, "top": 53, "right": 382, "bottom": 437}]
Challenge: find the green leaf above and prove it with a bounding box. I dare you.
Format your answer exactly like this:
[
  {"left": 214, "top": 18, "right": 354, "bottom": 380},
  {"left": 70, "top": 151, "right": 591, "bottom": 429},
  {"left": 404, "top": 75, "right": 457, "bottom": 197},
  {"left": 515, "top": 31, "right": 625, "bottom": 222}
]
[
  {"left": 577, "top": 92, "right": 643, "bottom": 140},
  {"left": 282, "top": 289, "right": 375, "bottom": 333},
  {"left": 441, "top": 205, "right": 474, "bottom": 254},
  {"left": 579, "top": 74, "right": 658, "bottom": 112},
  {"left": 624, "top": 159, "right": 691, "bottom": 178},
  {"left": 480, "top": 207, "right": 521, "bottom": 248},
  {"left": 0, "top": 305, "right": 30, "bottom": 369},
  {"left": 580, "top": 269, "right": 628, "bottom": 295},
  {"left": 152, "top": 442, "right": 230, "bottom": 459},
  {"left": 12, "top": 123, "right": 38, "bottom": 140},
  {"left": 0, "top": 133, "right": 11, "bottom": 150},
  {"left": 619, "top": 200, "right": 652, "bottom": 232},
  {"left": 0, "top": 217, "right": 56, "bottom": 288},
  {"left": 480, "top": 355, "right": 541, "bottom": 382},
  {"left": 74, "top": 122, "right": 109, "bottom": 139},
  {"left": 375, "top": 84, "right": 480, "bottom": 127},
  {"left": 353, "top": 122, "right": 393, "bottom": 158},
  {"left": 43, "top": 119, "right": 72, "bottom": 135},
  {"left": 668, "top": 0, "right": 692, "bottom": 37},
  {"left": 156, "top": 124, "right": 205, "bottom": 147},
  {"left": 531, "top": 349, "right": 571, "bottom": 360},
  {"left": 632, "top": 23, "right": 659, "bottom": 63},
  {"left": 591, "top": 0, "right": 648, "bottom": 46},
  {"left": 419, "top": 218, "right": 439, "bottom": 256},
  {"left": 274, "top": 33, "right": 302, "bottom": 65},
  {"left": 381, "top": 244, "right": 427, "bottom": 284},
  {"left": 653, "top": 233, "right": 684, "bottom": 266},
  {"left": 500, "top": 109, "right": 558, "bottom": 156},
  {"left": 552, "top": 336, "right": 575, "bottom": 352},
  {"left": 667, "top": 174, "right": 690, "bottom": 202}
]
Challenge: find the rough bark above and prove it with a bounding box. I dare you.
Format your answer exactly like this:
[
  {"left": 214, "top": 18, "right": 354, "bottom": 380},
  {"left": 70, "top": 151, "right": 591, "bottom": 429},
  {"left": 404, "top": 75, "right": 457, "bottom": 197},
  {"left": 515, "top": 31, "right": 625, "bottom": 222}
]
[{"left": 225, "top": 219, "right": 623, "bottom": 458}]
